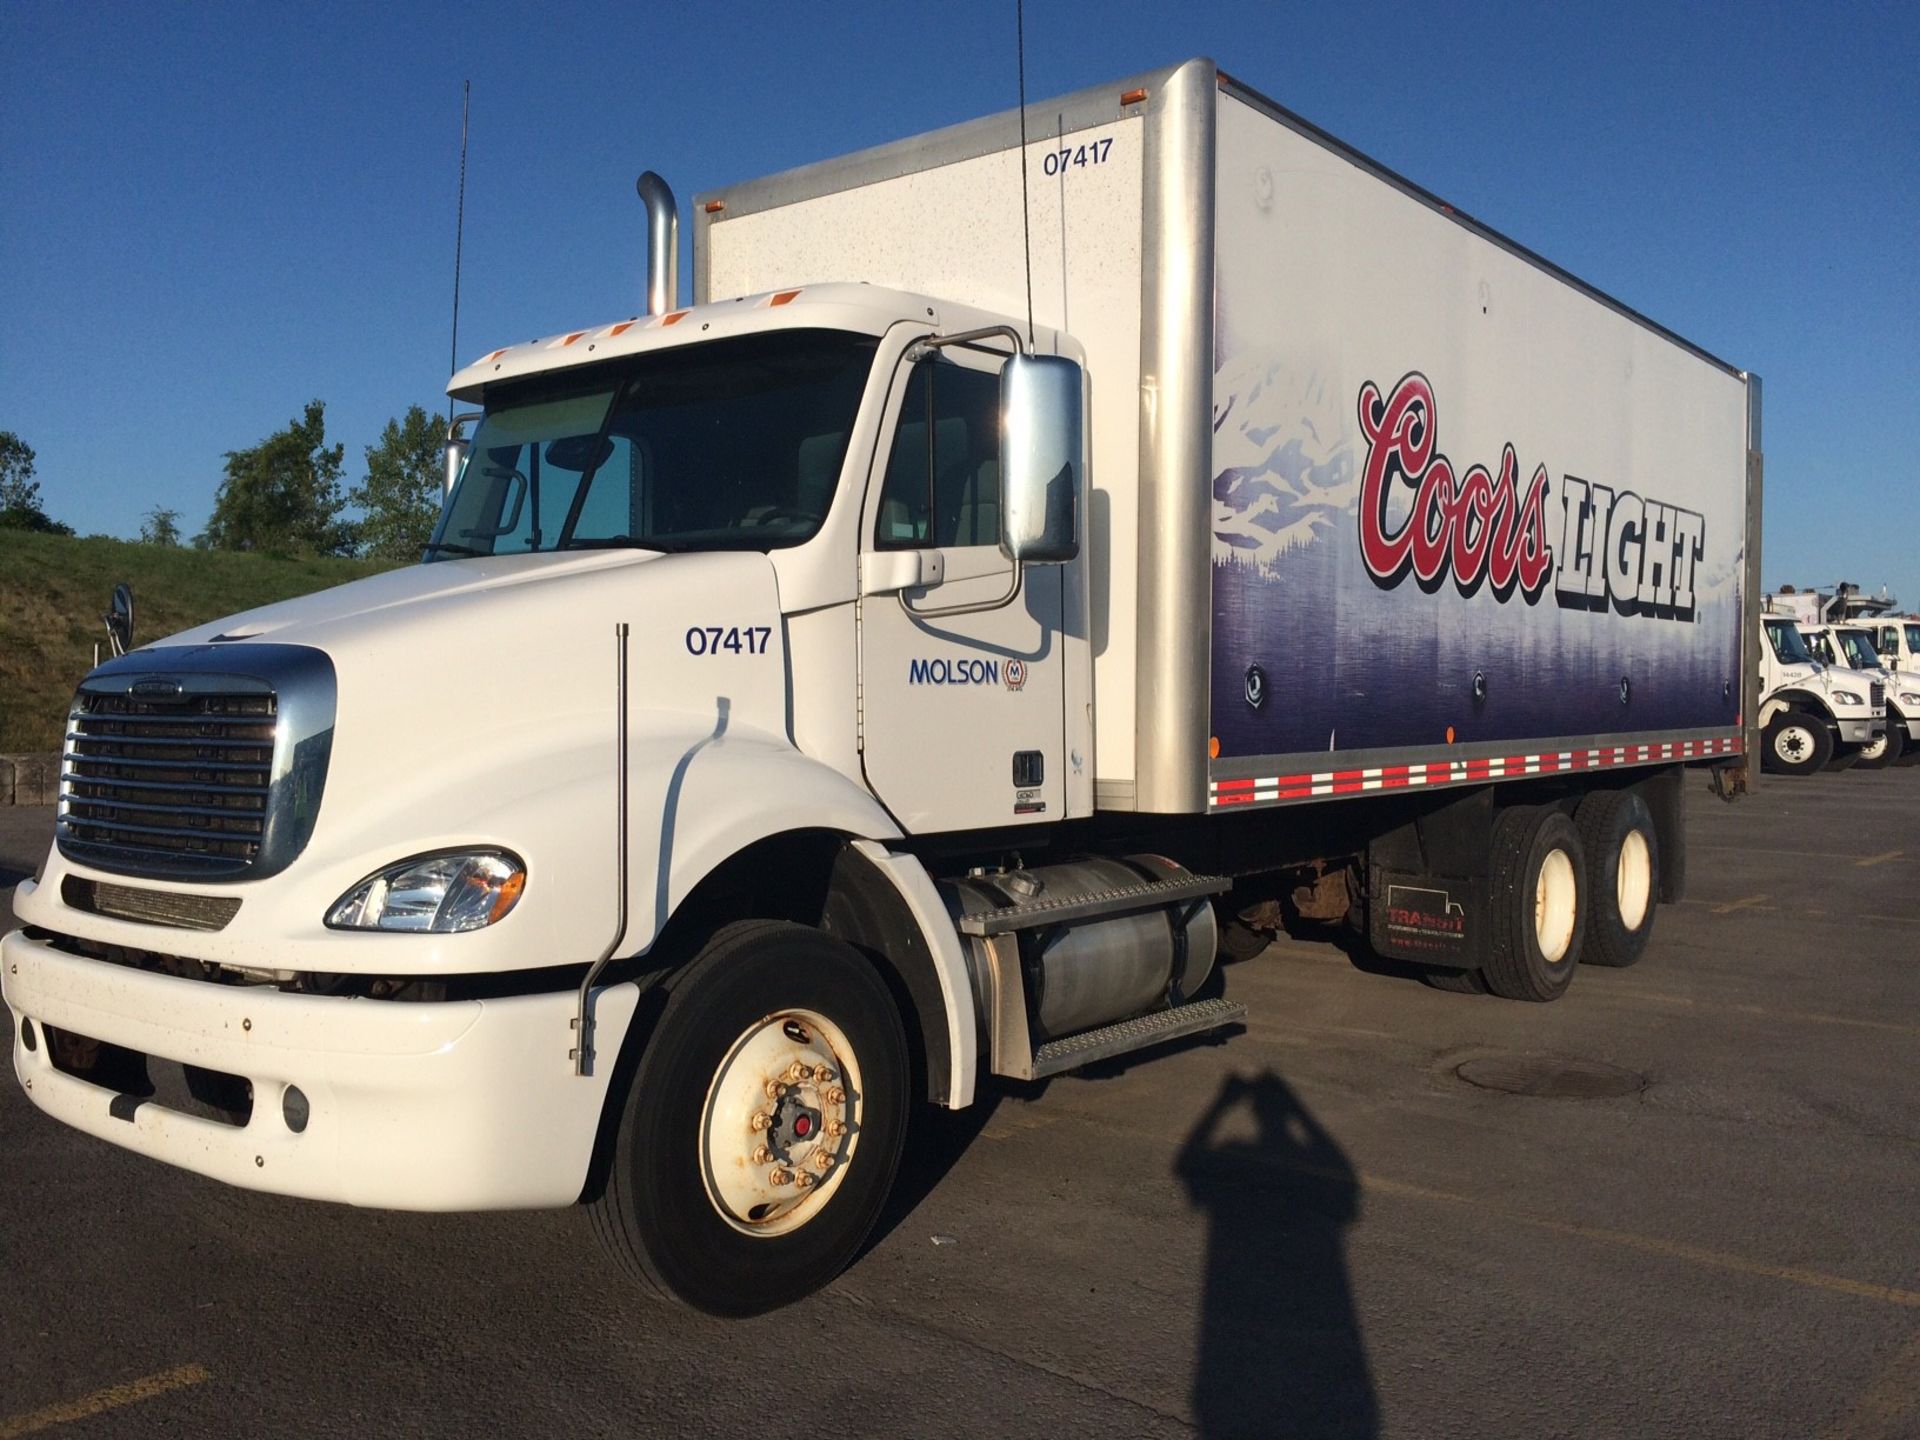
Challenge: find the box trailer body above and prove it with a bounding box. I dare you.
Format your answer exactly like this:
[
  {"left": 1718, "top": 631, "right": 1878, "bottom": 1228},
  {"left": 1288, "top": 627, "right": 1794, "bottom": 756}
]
[
  {"left": 6, "top": 59, "right": 1760, "bottom": 1315},
  {"left": 699, "top": 62, "right": 1758, "bottom": 816}
]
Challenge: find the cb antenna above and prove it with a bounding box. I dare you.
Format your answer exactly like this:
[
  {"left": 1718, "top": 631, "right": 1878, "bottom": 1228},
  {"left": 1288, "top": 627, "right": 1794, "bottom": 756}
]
[
  {"left": 1016, "top": 0, "right": 1034, "bottom": 350},
  {"left": 448, "top": 79, "right": 471, "bottom": 425}
]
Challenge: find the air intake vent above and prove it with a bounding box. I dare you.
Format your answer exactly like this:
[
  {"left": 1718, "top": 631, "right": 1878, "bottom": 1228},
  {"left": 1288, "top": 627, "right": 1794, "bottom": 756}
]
[
  {"left": 56, "top": 644, "right": 337, "bottom": 883},
  {"left": 61, "top": 876, "right": 243, "bottom": 932},
  {"left": 1870, "top": 681, "right": 1885, "bottom": 708}
]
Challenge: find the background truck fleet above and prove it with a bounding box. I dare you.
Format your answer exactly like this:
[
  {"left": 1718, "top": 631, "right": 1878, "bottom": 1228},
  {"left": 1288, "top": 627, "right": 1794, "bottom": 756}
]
[{"left": 5, "top": 59, "right": 1768, "bottom": 1314}]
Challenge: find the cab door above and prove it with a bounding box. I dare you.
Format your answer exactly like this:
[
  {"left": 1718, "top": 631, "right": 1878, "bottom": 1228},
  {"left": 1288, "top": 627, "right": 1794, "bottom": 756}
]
[{"left": 856, "top": 346, "right": 1065, "bottom": 833}]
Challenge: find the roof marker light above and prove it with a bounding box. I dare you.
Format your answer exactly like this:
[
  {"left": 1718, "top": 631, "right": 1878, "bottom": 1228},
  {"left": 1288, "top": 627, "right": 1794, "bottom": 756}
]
[
  {"left": 1120, "top": 88, "right": 1147, "bottom": 106},
  {"left": 561, "top": 331, "right": 586, "bottom": 346},
  {"left": 608, "top": 321, "right": 636, "bottom": 337},
  {"left": 661, "top": 310, "right": 690, "bottom": 326},
  {"left": 770, "top": 289, "right": 802, "bottom": 306},
  {"left": 704, "top": 199, "right": 725, "bottom": 214}
]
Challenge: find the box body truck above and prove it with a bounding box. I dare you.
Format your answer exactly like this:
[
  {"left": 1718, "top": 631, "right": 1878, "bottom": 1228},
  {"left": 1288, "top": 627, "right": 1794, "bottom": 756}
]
[{"left": 4, "top": 59, "right": 1760, "bottom": 1313}]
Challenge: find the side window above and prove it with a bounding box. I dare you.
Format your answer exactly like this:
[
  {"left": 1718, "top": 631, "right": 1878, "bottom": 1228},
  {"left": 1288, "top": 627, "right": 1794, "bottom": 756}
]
[
  {"left": 567, "top": 434, "right": 641, "bottom": 541},
  {"left": 875, "top": 359, "right": 1002, "bottom": 549}
]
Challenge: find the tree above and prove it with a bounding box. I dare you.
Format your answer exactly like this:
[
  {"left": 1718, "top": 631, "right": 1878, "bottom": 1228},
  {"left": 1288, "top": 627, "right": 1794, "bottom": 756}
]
[
  {"left": 201, "top": 401, "right": 355, "bottom": 555},
  {"left": 141, "top": 507, "right": 183, "bottom": 546},
  {"left": 0, "top": 430, "right": 73, "bottom": 534},
  {"left": 351, "top": 405, "right": 446, "bottom": 559}
]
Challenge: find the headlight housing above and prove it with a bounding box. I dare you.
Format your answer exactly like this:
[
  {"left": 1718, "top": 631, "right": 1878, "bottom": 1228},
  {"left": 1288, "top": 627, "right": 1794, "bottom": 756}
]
[
  {"left": 327, "top": 851, "right": 526, "bottom": 933},
  {"left": 1901, "top": 693, "right": 1920, "bottom": 707},
  {"left": 1830, "top": 690, "right": 1863, "bottom": 706}
]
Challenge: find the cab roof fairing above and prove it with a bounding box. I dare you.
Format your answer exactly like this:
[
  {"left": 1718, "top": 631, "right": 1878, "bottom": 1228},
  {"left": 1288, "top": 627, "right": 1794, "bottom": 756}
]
[{"left": 444, "top": 283, "right": 1062, "bottom": 403}]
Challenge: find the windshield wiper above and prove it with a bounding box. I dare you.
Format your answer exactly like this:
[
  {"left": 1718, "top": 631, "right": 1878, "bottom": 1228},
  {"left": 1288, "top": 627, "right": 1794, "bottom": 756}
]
[
  {"left": 558, "top": 536, "right": 696, "bottom": 554},
  {"left": 421, "top": 540, "right": 488, "bottom": 558}
]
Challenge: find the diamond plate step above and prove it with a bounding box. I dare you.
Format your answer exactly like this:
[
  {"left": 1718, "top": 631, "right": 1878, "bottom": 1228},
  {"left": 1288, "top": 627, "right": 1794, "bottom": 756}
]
[
  {"left": 957, "top": 872, "right": 1230, "bottom": 936},
  {"left": 1028, "top": 997, "right": 1247, "bottom": 1079}
]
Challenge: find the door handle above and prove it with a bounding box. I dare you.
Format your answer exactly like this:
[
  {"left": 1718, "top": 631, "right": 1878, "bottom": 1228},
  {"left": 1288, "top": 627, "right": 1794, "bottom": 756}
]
[{"left": 860, "top": 549, "right": 946, "bottom": 595}]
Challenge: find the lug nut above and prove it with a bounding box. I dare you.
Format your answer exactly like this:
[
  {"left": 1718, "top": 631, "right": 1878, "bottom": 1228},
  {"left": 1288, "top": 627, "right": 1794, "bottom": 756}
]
[
  {"left": 765, "top": 1079, "right": 788, "bottom": 1100},
  {"left": 812, "top": 1151, "right": 833, "bottom": 1172},
  {"left": 787, "top": 1061, "right": 809, "bottom": 1082},
  {"left": 813, "top": 1064, "right": 834, "bottom": 1083},
  {"left": 794, "top": 1171, "right": 815, "bottom": 1189},
  {"left": 752, "top": 1145, "right": 772, "bottom": 1164},
  {"left": 825, "top": 1086, "right": 846, "bottom": 1106},
  {"left": 749, "top": 1111, "right": 772, "bottom": 1131},
  {"left": 827, "top": 1120, "right": 847, "bottom": 1137},
  {"left": 769, "top": 1168, "right": 793, "bottom": 1187}
]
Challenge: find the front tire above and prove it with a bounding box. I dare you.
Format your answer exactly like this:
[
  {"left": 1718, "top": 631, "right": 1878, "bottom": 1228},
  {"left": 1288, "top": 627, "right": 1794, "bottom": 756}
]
[
  {"left": 1855, "top": 722, "right": 1903, "bottom": 770},
  {"left": 1575, "top": 789, "right": 1659, "bottom": 968},
  {"left": 1482, "top": 806, "right": 1586, "bottom": 1002},
  {"left": 1761, "top": 710, "right": 1832, "bottom": 776},
  {"left": 590, "top": 920, "right": 909, "bottom": 1315}
]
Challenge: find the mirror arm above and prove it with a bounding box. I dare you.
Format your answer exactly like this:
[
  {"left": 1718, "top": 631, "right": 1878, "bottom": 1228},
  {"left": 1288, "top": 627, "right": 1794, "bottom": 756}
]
[
  {"left": 906, "top": 325, "right": 1027, "bottom": 363},
  {"left": 901, "top": 561, "right": 1024, "bottom": 619}
]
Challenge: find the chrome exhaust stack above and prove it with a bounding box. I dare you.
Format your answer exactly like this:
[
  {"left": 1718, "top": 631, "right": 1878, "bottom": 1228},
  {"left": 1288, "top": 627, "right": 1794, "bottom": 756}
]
[{"left": 636, "top": 171, "right": 679, "bottom": 317}]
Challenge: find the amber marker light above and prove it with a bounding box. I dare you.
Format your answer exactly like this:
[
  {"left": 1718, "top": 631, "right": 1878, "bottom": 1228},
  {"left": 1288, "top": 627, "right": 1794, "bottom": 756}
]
[
  {"left": 1446, "top": 725, "right": 1456, "bottom": 744},
  {"left": 770, "top": 289, "right": 803, "bottom": 306},
  {"left": 1208, "top": 736, "right": 1221, "bottom": 758},
  {"left": 703, "top": 199, "right": 725, "bottom": 214},
  {"left": 1120, "top": 88, "right": 1148, "bottom": 106},
  {"left": 489, "top": 870, "right": 527, "bottom": 925}
]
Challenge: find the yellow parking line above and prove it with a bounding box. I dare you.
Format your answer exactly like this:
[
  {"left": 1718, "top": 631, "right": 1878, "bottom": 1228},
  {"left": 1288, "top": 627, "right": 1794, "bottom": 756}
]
[
  {"left": 1602, "top": 985, "right": 1920, "bottom": 1039},
  {"left": 1710, "top": 894, "right": 1769, "bottom": 916},
  {"left": 1855, "top": 850, "right": 1904, "bottom": 869},
  {"left": 1821, "top": 1329, "right": 1920, "bottom": 1438},
  {"left": 0, "top": 1363, "right": 210, "bottom": 1439},
  {"left": 1354, "top": 1172, "right": 1920, "bottom": 1308}
]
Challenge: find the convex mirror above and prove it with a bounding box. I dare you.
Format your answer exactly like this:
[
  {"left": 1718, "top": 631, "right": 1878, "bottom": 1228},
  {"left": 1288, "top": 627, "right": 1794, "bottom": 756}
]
[{"left": 999, "top": 353, "right": 1084, "bottom": 564}]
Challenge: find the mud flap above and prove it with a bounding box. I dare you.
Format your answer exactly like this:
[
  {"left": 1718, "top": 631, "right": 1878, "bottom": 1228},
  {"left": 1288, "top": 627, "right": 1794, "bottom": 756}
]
[{"left": 1367, "top": 869, "right": 1489, "bottom": 969}]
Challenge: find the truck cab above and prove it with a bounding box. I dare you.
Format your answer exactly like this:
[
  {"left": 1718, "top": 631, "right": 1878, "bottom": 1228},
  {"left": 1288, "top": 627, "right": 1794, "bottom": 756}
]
[
  {"left": 1757, "top": 616, "right": 1883, "bottom": 773},
  {"left": 1803, "top": 623, "right": 1919, "bottom": 767}
]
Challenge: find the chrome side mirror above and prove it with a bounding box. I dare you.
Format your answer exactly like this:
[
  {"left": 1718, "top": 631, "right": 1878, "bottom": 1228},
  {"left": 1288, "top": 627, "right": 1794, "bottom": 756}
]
[
  {"left": 445, "top": 412, "right": 483, "bottom": 497},
  {"left": 105, "top": 582, "right": 134, "bottom": 658},
  {"left": 1000, "top": 353, "right": 1083, "bottom": 564}
]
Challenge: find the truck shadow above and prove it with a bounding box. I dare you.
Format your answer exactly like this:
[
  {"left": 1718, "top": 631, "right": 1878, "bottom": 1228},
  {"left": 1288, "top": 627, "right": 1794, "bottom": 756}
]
[{"left": 1176, "top": 1070, "right": 1379, "bottom": 1439}]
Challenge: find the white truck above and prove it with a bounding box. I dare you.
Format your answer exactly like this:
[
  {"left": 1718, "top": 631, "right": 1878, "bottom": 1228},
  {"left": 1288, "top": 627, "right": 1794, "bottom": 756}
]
[
  {"left": 1758, "top": 592, "right": 1888, "bottom": 773},
  {"left": 4, "top": 60, "right": 1761, "bottom": 1315},
  {"left": 1798, "top": 622, "right": 1916, "bottom": 767}
]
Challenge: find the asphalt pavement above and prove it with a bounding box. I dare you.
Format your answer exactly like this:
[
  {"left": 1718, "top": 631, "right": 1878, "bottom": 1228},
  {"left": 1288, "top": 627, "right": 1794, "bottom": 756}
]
[{"left": 3, "top": 767, "right": 1917, "bottom": 1438}]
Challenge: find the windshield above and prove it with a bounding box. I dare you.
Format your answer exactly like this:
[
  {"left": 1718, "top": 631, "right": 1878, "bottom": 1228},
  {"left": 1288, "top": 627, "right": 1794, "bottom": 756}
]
[
  {"left": 1766, "top": 620, "right": 1814, "bottom": 665},
  {"left": 1836, "top": 629, "right": 1883, "bottom": 671},
  {"left": 429, "top": 329, "right": 877, "bottom": 560},
  {"left": 1909, "top": 625, "right": 1920, "bottom": 656},
  {"left": 1802, "top": 630, "right": 1836, "bottom": 666}
]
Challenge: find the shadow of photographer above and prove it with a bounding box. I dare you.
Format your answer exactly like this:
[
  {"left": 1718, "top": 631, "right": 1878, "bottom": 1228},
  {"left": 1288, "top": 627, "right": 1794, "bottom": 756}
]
[{"left": 1177, "top": 1070, "right": 1378, "bottom": 1438}]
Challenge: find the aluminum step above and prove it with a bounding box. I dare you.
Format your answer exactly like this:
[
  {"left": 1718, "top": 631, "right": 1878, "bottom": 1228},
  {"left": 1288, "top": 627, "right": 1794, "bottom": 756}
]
[
  {"left": 957, "top": 872, "right": 1230, "bottom": 936},
  {"left": 1028, "top": 997, "right": 1247, "bottom": 1079}
]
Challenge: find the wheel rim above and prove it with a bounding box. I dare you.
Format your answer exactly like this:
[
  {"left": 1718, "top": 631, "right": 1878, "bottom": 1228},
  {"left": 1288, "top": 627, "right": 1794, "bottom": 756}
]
[
  {"left": 1860, "top": 733, "right": 1887, "bottom": 760},
  {"left": 1534, "top": 849, "right": 1578, "bottom": 963},
  {"left": 1615, "top": 829, "right": 1652, "bottom": 932},
  {"left": 1773, "top": 724, "right": 1813, "bottom": 762},
  {"left": 699, "top": 1008, "right": 863, "bottom": 1238}
]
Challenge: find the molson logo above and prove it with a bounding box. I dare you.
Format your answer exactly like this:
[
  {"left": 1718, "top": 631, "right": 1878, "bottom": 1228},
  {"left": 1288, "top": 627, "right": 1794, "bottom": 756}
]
[
  {"left": 908, "top": 656, "right": 1001, "bottom": 686},
  {"left": 1357, "top": 372, "right": 1554, "bottom": 601}
]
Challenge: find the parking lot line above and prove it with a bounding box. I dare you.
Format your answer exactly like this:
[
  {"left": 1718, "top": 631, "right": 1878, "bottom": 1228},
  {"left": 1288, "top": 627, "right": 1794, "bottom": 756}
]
[
  {"left": 1599, "top": 985, "right": 1920, "bottom": 1040},
  {"left": 1854, "top": 850, "right": 1904, "bottom": 869},
  {"left": 1711, "top": 893, "right": 1769, "bottom": 915},
  {"left": 0, "top": 1363, "right": 210, "bottom": 1438}
]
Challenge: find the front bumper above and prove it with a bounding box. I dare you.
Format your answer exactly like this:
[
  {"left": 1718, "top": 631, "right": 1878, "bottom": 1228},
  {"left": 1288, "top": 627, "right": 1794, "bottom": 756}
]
[
  {"left": 3, "top": 929, "right": 637, "bottom": 1210},
  {"left": 1836, "top": 717, "right": 1883, "bottom": 745}
]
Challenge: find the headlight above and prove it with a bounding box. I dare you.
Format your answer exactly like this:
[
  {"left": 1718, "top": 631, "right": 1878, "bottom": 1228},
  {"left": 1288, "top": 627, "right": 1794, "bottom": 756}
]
[
  {"left": 1901, "top": 693, "right": 1920, "bottom": 707},
  {"left": 327, "top": 851, "right": 526, "bottom": 932},
  {"left": 1830, "top": 690, "right": 1863, "bottom": 706}
]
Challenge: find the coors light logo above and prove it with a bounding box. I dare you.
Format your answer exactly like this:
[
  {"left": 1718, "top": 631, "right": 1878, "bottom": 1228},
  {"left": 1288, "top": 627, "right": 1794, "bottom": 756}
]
[{"left": 1356, "top": 372, "right": 1706, "bottom": 620}]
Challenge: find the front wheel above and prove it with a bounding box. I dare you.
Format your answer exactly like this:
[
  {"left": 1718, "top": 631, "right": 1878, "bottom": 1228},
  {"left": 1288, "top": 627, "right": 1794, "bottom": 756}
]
[
  {"left": 1761, "top": 710, "right": 1832, "bottom": 776},
  {"left": 590, "top": 920, "right": 910, "bottom": 1315},
  {"left": 1854, "top": 722, "right": 1903, "bottom": 770}
]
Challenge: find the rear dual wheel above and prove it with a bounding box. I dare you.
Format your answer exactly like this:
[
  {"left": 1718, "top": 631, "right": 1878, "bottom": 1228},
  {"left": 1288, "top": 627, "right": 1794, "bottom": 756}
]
[
  {"left": 590, "top": 920, "right": 909, "bottom": 1316},
  {"left": 1482, "top": 806, "right": 1586, "bottom": 1002}
]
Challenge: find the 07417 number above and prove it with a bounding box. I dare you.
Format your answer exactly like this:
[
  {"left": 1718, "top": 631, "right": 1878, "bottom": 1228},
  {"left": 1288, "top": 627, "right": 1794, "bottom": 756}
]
[
  {"left": 1040, "top": 138, "right": 1113, "bottom": 176},
  {"left": 685, "top": 625, "right": 773, "bottom": 656}
]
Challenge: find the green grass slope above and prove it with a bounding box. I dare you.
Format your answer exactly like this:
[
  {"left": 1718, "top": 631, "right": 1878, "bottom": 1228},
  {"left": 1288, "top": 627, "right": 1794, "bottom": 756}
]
[{"left": 0, "top": 531, "right": 398, "bottom": 751}]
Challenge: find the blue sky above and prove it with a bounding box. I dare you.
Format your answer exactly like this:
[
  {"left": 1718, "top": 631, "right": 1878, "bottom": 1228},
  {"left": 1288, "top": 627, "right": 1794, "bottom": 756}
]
[{"left": 3, "top": 1, "right": 1915, "bottom": 604}]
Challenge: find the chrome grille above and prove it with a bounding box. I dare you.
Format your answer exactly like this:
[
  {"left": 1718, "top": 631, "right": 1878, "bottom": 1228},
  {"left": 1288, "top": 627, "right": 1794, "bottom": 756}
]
[
  {"left": 1871, "top": 681, "right": 1885, "bottom": 708},
  {"left": 62, "top": 691, "right": 275, "bottom": 871},
  {"left": 56, "top": 644, "right": 337, "bottom": 883}
]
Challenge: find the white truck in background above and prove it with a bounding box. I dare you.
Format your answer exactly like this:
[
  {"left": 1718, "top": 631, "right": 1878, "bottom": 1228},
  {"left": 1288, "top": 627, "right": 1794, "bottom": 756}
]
[
  {"left": 1759, "top": 591, "right": 1888, "bottom": 773},
  {"left": 4, "top": 59, "right": 1760, "bottom": 1314},
  {"left": 1797, "top": 622, "right": 1919, "bottom": 768}
]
